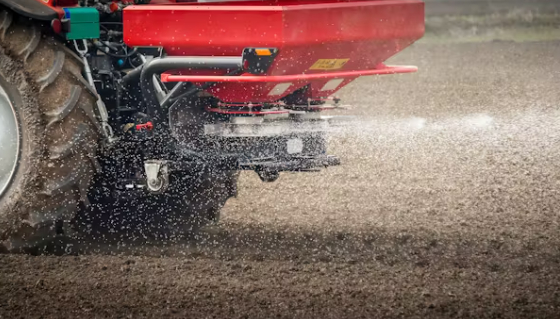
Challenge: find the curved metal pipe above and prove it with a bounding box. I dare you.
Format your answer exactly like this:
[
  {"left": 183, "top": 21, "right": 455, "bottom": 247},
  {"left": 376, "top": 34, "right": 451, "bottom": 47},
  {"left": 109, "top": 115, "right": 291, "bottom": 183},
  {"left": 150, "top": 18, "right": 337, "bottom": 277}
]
[{"left": 122, "top": 56, "right": 242, "bottom": 127}]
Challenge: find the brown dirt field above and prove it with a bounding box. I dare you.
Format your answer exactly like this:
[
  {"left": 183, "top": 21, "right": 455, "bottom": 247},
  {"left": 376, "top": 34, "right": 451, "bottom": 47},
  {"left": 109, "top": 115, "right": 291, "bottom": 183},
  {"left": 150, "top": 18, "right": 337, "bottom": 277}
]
[
  {"left": 2, "top": 41, "right": 560, "bottom": 318},
  {"left": 424, "top": 0, "right": 560, "bottom": 17}
]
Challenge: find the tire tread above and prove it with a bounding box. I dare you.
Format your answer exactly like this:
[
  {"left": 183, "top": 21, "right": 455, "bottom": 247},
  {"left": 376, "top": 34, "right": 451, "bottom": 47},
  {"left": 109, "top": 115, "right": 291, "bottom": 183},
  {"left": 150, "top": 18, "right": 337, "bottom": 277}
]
[{"left": 0, "top": 11, "right": 100, "bottom": 252}]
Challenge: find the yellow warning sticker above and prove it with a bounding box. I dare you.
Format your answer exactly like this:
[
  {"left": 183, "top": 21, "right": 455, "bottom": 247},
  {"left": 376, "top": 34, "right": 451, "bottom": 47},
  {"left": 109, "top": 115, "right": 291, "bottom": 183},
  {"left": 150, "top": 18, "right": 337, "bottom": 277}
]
[{"left": 309, "top": 59, "right": 349, "bottom": 70}]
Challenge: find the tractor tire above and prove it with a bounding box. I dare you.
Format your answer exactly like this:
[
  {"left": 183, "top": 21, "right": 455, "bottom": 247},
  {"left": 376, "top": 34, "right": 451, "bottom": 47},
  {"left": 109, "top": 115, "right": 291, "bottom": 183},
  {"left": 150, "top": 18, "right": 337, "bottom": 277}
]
[{"left": 0, "top": 12, "right": 100, "bottom": 254}]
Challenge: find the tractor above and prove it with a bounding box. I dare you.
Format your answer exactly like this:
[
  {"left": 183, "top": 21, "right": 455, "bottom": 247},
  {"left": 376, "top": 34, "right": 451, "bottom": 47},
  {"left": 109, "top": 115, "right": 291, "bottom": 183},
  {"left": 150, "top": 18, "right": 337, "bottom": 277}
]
[{"left": 0, "top": 0, "right": 424, "bottom": 252}]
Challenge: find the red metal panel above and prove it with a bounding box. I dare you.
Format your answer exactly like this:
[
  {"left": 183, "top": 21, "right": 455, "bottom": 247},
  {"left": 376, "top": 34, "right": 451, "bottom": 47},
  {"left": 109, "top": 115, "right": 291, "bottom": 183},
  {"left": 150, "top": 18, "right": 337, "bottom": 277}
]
[
  {"left": 123, "top": 0, "right": 424, "bottom": 102},
  {"left": 275, "top": 1, "right": 424, "bottom": 74},
  {"left": 123, "top": 5, "right": 285, "bottom": 56}
]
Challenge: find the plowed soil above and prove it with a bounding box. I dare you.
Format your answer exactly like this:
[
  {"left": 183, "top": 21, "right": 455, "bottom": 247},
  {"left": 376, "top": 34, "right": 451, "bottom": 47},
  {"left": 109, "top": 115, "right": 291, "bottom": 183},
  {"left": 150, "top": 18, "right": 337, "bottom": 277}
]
[{"left": 2, "top": 41, "right": 560, "bottom": 319}]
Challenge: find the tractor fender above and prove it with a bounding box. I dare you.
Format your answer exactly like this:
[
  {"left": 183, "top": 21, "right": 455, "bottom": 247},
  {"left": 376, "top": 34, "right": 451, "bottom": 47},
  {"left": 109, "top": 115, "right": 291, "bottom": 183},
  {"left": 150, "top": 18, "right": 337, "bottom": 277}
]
[{"left": 0, "top": 0, "right": 58, "bottom": 21}]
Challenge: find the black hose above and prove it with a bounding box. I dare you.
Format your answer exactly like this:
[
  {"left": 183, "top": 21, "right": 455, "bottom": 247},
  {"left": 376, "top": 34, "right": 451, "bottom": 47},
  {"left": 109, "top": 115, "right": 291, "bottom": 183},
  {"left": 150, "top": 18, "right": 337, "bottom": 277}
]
[
  {"left": 123, "top": 56, "right": 242, "bottom": 86},
  {"left": 93, "top": 40, "right": 137, "bottom": 58}
]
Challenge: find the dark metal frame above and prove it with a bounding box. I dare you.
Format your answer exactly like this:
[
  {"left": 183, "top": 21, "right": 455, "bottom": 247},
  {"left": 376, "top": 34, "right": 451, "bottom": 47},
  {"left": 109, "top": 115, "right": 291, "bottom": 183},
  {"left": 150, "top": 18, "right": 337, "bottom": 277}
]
[
  {"left": 122, "top": 56, "right": 243, "bottom": 127},
  {"left": 0, "top": 0, "right": 58, "bottom": 20}
]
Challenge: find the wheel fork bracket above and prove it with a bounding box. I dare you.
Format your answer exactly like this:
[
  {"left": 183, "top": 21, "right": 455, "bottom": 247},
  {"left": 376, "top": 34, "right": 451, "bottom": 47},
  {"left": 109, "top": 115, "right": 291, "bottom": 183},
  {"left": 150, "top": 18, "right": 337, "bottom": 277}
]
[{"left": 144, "top": 160, "right": 169, "bottom": 194}]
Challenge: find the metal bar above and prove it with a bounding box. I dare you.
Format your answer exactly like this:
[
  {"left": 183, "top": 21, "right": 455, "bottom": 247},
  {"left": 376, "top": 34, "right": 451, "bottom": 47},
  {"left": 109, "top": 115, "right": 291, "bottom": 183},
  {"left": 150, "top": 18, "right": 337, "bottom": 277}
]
[
  {"left": 160, "top": 65, "right": 418, "bottom": 83},
  {"left": 203, "top": 120, "right": 331, "bottom": 137},
  {"left": 162, "top": 69, "right": 244, "bottom": 109},
  {"left": 122, "top": 56, "right": 243, "bottom": 85},
  {"left": 205, "top": 108, "right": 290, "bottom": 115},
  {"left": 238, "top": 155, "right": 341, "bottom": 172}
]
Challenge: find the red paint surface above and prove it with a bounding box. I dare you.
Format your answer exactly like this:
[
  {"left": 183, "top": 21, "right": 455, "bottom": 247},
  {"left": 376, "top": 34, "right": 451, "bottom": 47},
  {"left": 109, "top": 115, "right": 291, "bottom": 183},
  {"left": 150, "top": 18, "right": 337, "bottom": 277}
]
[{"left": 127, "top": 1, "right": 426, "bottom": 102}]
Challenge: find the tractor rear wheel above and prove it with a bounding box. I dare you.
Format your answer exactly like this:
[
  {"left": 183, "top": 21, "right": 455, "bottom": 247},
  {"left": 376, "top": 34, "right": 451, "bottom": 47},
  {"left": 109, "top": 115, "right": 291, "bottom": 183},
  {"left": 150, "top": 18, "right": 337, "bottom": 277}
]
[{"left": 0, "top": 12, "right": 100, "bottom": 253}]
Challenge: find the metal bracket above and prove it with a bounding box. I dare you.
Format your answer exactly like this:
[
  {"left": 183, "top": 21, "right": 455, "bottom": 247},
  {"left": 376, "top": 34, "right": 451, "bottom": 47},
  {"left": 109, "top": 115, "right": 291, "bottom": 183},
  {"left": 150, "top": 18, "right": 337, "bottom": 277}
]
[
  {"left": 144, "top": 160, "right": 169, "bottom": 194},
  {"left": 73, "top": 40, "right": 115, "bottom": 143}
]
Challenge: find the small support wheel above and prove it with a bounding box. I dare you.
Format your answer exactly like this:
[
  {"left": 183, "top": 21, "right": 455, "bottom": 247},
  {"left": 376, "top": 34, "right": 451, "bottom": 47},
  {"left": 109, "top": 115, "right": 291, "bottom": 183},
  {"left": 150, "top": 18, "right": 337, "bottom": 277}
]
[{"left": 144, "top": 160, "right": 170, "bottom": 194}]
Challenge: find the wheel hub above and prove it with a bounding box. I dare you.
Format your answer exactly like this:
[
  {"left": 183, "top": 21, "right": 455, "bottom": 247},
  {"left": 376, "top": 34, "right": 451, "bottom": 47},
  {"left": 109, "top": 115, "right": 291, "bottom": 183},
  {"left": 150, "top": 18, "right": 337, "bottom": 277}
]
[{"left": 0, "top": 85, "right": 20, "bottom": 197}]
